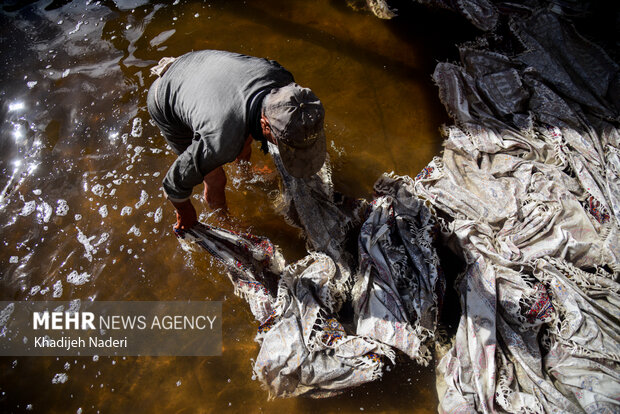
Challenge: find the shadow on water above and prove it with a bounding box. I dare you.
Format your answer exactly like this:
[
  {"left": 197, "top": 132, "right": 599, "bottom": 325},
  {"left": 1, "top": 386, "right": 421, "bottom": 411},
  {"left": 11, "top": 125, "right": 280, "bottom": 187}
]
[{"left": 0, "top": 1, "right": 476, "bottom": 412}]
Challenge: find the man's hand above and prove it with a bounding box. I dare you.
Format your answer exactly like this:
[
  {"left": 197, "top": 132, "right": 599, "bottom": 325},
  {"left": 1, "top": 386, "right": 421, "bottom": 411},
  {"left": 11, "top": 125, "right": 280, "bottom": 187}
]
[{"left": 171, "top": 199, "right": 197, "bottom": 231}]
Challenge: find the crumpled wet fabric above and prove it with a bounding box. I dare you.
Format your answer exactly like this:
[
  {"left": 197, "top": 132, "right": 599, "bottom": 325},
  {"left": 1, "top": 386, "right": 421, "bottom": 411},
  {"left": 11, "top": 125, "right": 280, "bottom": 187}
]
[
  {"left": 354, "top": 174, "right": 444, "bottom": 364},
  {"left": 272, "top": 143, "right": 445, "bottom": 366},
  {"left": 179, "top": 224, "right": 392, "bottom": 398},
  {"left": 413, "top": 10, "right": 620, "bottom": 413},
  {"left": 177, "top": 171, "right": 444, "bottom": 398}
]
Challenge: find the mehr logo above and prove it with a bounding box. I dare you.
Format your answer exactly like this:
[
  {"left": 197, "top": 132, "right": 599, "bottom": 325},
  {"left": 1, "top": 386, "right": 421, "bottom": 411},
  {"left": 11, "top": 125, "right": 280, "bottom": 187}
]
[{"left": 33, "top": 311, "right": 96, "bottom": 330}]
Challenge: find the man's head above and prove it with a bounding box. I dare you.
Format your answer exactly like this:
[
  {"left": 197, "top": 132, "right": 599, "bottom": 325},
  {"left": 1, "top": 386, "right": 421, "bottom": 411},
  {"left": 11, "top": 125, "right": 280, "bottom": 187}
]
[{"left": 261, "top": 83, "right": 326, "bottom": 179}]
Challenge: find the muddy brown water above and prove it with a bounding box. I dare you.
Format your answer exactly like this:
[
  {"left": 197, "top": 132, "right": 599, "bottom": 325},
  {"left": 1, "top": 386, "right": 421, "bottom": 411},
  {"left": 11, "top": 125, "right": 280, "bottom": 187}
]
[{"left": 0, "top": 1, "right": 474, "bottom": 412}]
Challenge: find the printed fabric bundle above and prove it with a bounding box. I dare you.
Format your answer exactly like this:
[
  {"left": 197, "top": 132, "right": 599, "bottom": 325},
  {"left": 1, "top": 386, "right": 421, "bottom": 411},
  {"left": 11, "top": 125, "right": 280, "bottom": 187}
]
[{"left": 177, "top": 164, "right": 444, "bottom": 398}]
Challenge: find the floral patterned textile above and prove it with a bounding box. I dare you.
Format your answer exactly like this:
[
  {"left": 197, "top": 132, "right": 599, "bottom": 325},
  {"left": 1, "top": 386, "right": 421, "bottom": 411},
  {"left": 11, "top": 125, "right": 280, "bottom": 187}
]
[
  {"left": 415, "top": 10, "right": 620, "bottom": 413},
  {"left": 177, "top": 168, "right": 444, "bottom": 398}
]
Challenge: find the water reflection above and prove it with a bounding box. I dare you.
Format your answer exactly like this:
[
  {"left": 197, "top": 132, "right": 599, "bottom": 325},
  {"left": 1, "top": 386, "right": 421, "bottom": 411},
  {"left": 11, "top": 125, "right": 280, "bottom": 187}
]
[{"left": 0, "top": 0, "right": 461, "bottom": 412}]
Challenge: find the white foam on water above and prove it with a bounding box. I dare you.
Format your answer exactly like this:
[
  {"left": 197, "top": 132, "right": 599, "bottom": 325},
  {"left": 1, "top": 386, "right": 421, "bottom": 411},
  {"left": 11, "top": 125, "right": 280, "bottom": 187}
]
[
  {"left": 130, "top": 146, "right": 144, "bottom": 163},
  {"left": 29, "top": 285, "right": 40, "bottom": 295},
  {"left": 64, "top": 362, "right": 70, "bottom": 370},
  {"left": 94, "top": 233, "right": 109, "bottom": 247},
  {"left": 120, "top": 206, "right": 132, "bottom": 216},
  {"left": 20, "top": 201, "right": 36, "bottom": 216},
  {"left": 32, "top": 189, "right": 42, "bottom": 195},
  {"left": 56, "top": 199, "right": 69, "bottom": 216},
  {"left": 51, "top": 373, "right": 68, "bottom": 384},
  {"left": 37, "top": 201, "right": 53, "bottom": 223},
  {"left": 92, "top": 184, "right": 104, "bottom": 197},
  {"left": 27, "top": 81, "right": 37, "bottom": 89},
  {"left": 330, "top": 140, "right": 346, "bottom": 157},
  {"left": 98, "top": 205, "right": 108, "bottom": 218},
  {"left": 231, "top": 176, "right": 242, "bottom": 189},
  {"left": 154, "top": 206, "right": 163, "bottom": 223},
  {"left": 74, "top": 214, "right": 82, "bottom": 221},
  {"left": 8, "top": 101, "right": 24, "bottom": 112},
  {"left": 68, "top": 21, "right": 83, "bottom": 35},
  {"left": 39, "top": 287, "right": 50, "bottom": 295},
  {"left": 69, "top": 299, "right": 80, "bottom": 313},
  {"left": 67, "top": 271, "right": 91, "bottom": 285},
  {"left": 62, "top": 69, "right": 70, "bottom": 78},
  {"left": 127, "top": 225, "right": 141, "bottom": 236},
  {"left": 177, "top": 237, "right": 199, "bottom": 253},
  {"left": 76, "top": 227, "right": 96, "bottom": 262},
  {"left": 52, "top": 280, "right": 63, "bottom": 298},
  {"left": 9, "top": 256, "right": 18, "bottom": 263},
  {"left": 131, "top": 118, "right": 143, "bottom": 138},
  {"left": 134, "top": 190, "right": 148, "bottom": 209},
  {"left": 0, "top": 303, "right": 15, "bottom": 328}
]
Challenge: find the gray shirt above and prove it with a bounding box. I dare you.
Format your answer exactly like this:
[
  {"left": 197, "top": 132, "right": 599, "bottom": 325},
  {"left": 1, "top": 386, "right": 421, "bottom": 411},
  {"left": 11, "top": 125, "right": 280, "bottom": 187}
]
[{"left": 147, "top": 50, "right": 294, "bottom": 201}]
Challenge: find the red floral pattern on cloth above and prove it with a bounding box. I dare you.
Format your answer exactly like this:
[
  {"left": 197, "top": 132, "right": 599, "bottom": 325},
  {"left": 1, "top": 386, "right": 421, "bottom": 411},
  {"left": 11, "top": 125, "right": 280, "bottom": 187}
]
[
  {"left": 415, "top": 166, "right": 435, "bottom": 181},
  {"left": 364, "top": 352, "right": 382, "bottom": 364},
  {"left": 320, "top": 317, "right": 346, "bottom": 346},
  {"left": 524, "top": 283, "right": 554, "bottom": 323},
  {"left": 586, "top": 195, "right": 610, "bottom": 224},
  {"left": 258, "top": 310, "right": 278, "bottom": 334}
]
